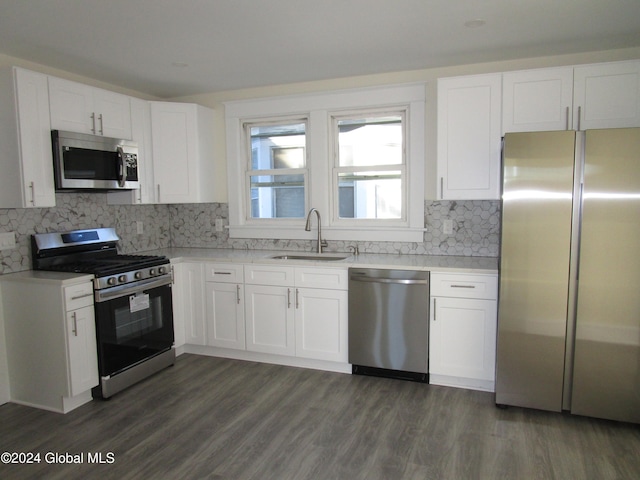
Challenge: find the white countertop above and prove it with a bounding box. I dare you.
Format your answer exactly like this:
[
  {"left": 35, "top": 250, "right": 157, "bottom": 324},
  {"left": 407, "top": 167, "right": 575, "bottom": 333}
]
[
  {"left": 157, "top": 248, "right": 498, "bottom": 274},
  {"left": 0, "top": 270, "right": 95, "bottom": 285}
]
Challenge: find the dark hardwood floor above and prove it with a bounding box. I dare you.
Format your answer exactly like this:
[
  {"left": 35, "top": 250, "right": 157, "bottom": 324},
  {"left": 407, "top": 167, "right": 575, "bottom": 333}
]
[{"left": 0, "top": 354, "right": 638, "bottom": 479}]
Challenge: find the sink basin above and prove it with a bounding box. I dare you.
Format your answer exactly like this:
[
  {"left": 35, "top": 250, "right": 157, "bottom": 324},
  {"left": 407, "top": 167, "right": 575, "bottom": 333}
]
[{"left": 270, "top": 254, "right": 349, "bottom": 261}]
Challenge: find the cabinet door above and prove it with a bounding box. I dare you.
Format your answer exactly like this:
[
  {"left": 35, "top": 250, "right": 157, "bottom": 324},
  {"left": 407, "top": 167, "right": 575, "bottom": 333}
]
[
  {"left": 245, "top": 284, "right": 295, "bottom": 355},
  {"left": 574, "top": 60, "right": 640, "bottom": 129},
  {"left": 502, "top": 67, "right": 574, "bottom": 133},
  {"left": 430, "top": 297, "right": 497, "bottom": 383},
  {"left": 93, "top": 88, "right": 132, "bottom": 139},
  {"left": 437, "top": 74, "right": 502, "bottom": 199},
  {"left": 295, "top": 288, "right": 348, "bottom": 362},
  {"left": 150, "top": 102, "right": 198, "bottom": 204},
  {"left": 66, "top": 305, "right": 99, "bottom": 397},
  {"left": 14, "top": 68, "right": 56, "bottom": 207},
  {"left": 179, "top": 263, "right": 206, "bottom": 346},
  {"left": 49, "top": 76, "right": 94, "bottom": 134},
  {"left": 205, "top": 282, "right": 245, "bottom": 350}
]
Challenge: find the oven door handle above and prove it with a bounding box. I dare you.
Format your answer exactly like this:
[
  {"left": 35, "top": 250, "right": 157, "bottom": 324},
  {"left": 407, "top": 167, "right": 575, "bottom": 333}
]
[{"left": 95, "top": 274, "right": 172, "bottom": 303}]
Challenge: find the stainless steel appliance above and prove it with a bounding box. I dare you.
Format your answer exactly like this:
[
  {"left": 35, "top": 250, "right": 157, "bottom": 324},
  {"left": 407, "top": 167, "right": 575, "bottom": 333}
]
[
  {"left": 32, "top": 228, "right": 174, "bottom": 398},
  {"left": 496, "top": 128, "right": 640, "bottom": 424},
  {"left": 348, "top": 268, "right": 429, "bottom": 382},
  {"left": 52, "top": 130, "right": 139, "bottom": 190}
]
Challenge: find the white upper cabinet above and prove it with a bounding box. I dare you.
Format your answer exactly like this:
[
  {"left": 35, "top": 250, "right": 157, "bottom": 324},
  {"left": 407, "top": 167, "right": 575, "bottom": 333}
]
[
  {"left": 502, "top": 67, "right": 574, "bottom": 133},
  {"left": 573, "top": 60, "right": 640, "bottom": 130},
  {"left": 150, "top": 102, "right": 215, "bottom": 204},
  {"left": 437, "top": 74, "right": 502, "bottom": 200},
  {"left": 0, "top": 67, "right": 56, "bottom": 208},
  {"left": 49, "top": 76, "right": 132, "bottom": 139}
]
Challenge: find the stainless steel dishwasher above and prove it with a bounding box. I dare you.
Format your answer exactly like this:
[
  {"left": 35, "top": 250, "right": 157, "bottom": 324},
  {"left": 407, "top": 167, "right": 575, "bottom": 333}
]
[{"left": 348, "top": 268, "right": 430, "bottom": 382}]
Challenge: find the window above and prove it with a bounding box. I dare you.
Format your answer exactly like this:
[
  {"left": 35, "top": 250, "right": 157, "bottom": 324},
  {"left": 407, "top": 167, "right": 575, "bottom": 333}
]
[
  {"left": 225, "top": 83, "right": 425, "bottom": 241},
  {"left": 333, "top": 112, "right": 405, "bottom": 221},
  {"left": 246, "top": 121, "right": 307, "bottom": 219}
]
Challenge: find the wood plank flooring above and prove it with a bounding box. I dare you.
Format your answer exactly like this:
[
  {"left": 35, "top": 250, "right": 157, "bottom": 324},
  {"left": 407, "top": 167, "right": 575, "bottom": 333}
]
[{"left": 0, "top": 354, "right": 639, "bottom": 479}]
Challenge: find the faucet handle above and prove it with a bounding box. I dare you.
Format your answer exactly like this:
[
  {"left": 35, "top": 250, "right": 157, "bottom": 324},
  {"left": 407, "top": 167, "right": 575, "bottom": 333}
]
[{"left": 348, "top": 245, "right": 359, "bottom": 256}]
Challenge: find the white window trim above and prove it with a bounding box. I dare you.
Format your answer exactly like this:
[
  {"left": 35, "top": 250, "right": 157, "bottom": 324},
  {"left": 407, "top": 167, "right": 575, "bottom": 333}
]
[{"left": 225, "top": 83, "right": 426, "bottom": 242}]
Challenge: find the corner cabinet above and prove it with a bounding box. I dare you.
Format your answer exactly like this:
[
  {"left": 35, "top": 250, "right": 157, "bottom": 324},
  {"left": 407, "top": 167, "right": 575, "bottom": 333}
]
[
  {"left": 150, "top": 102, "right": 215, "bottom": 204},
  {"left": 437, "top": 74, "right": 502, "bottom": 200},
  {"left": 0, "top": 67, "right": 56, "bottom": 208},
  {"left": 429, "top": 272, "right": 498, "bottom": 392},
  {"left": 1, "top": 273, "right": 98, "bottom": 413},
  {"left": 49, "top": 76, "right": 132, "bottom": 139}
]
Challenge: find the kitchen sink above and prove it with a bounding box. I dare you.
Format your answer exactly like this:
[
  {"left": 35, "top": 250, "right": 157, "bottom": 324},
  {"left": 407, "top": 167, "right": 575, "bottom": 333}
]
[{"left": 270, "top": 254, "right": 349, "bottom": 261}]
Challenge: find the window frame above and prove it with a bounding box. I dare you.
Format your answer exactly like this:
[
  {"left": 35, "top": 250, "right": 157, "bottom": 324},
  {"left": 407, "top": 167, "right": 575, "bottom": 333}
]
[{"left": 225, "top": 84, "right": 426, "bottom": 242}]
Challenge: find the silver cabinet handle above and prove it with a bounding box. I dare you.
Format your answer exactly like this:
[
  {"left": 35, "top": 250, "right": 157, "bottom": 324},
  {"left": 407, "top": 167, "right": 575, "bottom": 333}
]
[
  {"left": 157, "top": 184, "right": 161, "bottom": 202},
  {"left": 577, "top": 106, "right": 582, "bottom": 131},
  {"left": 295, "top": 288, "right": 300, "bottom": 309},
  {"left": 215, "top": 271, "right": 232, "bottom": 275},
  {"left": 98, "top": 113, "right": 104, "bottom": 135},
  {"left": 565, "top": 106, "right": 570, "bottom": 130},
  {"left": 138, "top": 184, "right": 143, "bottom": 204},
  {"left": 236, "top": 284, "right": 241, "bottom": 305},
  {"left": 29, "top": 181, "right": 35, "bottom": 205},
  {"left": 72, "top": 312, "right": 78, "bottom": 336},
  {"left": 287, "top": 288, "right": 291, "bottom": 308},
  {"left": 433, "top": 298, "right": 437, "bottom": 322},
  {"left": 451, "top": 284, "right": 476, "bottom": 289},
  {"left": 440, "top": 177, "right": 444, "bottom": 199},
  {"left": 91, "top": 112, "right": 96, "bottom": 134}
]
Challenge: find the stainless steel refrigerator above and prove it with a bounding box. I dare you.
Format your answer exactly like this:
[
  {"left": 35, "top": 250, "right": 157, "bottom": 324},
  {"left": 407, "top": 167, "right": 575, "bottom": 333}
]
[{"left": 496, "top": 128, "right": 640, "bottom": 424}]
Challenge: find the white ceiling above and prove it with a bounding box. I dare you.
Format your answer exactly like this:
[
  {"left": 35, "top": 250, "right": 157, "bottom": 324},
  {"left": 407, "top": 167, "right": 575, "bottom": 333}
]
[{"left": 1, "top": 0, "right": 639, "bottom": 98}]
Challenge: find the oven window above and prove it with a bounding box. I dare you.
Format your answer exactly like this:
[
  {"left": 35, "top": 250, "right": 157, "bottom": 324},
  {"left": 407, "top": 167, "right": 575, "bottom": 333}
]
[{"left": 95, "top": 284, "right": 174, "bottom": 377}]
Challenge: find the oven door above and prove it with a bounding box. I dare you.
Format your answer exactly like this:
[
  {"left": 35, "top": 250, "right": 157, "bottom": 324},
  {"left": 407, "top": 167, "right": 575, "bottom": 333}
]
[{"left": 94, "top": 276, "right": 174, "bottom": 377}]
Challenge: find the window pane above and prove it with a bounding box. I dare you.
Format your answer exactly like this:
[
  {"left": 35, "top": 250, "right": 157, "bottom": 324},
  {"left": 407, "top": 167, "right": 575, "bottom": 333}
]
[
  {"left": 251, "top": 123, "right": 306, "bottom": 169},
  {"left": 338, "top": 171, "right": 402, "bottom": 219},
  {"left": 338, "top": 116, "right": 402, "bottom": 167},
  {"left": 250, "top": 174, "right": 305, "bottom": 218}
]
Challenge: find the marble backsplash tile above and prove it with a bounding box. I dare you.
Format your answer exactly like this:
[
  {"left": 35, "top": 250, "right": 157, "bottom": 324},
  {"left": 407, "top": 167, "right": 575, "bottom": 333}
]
[{"left": 0, "top": 194, "right": 500, "bottom": 275}]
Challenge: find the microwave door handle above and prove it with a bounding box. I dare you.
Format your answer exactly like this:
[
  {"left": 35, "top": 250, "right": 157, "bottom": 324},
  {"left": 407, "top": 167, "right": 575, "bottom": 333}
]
[{"left": 116, "top": 146, "right": 126, "bottom": 187}]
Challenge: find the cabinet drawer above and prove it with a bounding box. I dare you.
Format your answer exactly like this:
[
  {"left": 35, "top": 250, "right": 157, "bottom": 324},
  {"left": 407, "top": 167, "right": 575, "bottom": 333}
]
[
  {"left": 430, "top": 273, "right": 497, "bottom": 300},
  {"left": 204, "top": 263, "right": 244, "bottom": 283},
  {"left": 294, "top": 267, "right": 348, "bottom": 290},
  {"left": 64, "top": 282, "right": 94, "bottom": 310},
  {"left": 244, "top": 264, "right": 294, "bottom": 286}
]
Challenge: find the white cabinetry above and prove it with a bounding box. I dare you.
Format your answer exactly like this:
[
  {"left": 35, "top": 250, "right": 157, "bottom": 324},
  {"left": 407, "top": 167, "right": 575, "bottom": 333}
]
[
  {"left": 502, "top": 67, "right": 574, "bottom": 133},
  {"left": 150, "top": 102, "right": 215, "bottom": 204},
  {"left": 429, "top": 273, "right": 498, "bottom": 392},
  {"left": 1, "top": 273, "right": 98, "bottom": 413},
  {"left": 49, "top": 76, "right": 132, "bottom": 138},
  {"left": 172, "top": 262, "right": 206, "bottom": 347},
  {"left": 204, "top": 263, "right": 245, "bottom": 350},
  {"left": 0, "top": 67, "right": 56, "bottom": 208},
  {"left": 437, "top": 74, "right": 502, "bottom": 200},
  {"left": 244, "top": 264, "right": 348, "bottom": 362},
  {"left": 244, "top": 265, "right": 296, "bottom": 356},
  {"left": 573, "top": 60, "right": 640, "bottom": 129},
  {"left": 503, "top": 60, "right": 640, "bottom": 132}
]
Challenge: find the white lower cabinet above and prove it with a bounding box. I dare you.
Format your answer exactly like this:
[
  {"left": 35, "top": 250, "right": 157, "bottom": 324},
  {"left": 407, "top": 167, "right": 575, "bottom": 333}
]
[
  {"left": 245, "top": 284, "right": 295, "bottom": 355},
  {"left": 174, "top": 262, "right": 206, "bottom": 347},
  {"left": 1, "top": 273, "right": 98, "bottom": 413},
  {"left": 429, "top": 273, "right": 498, "bottom": 392},
  {"left": 204, "top": 263, "right": 245, "bottom": 350}
]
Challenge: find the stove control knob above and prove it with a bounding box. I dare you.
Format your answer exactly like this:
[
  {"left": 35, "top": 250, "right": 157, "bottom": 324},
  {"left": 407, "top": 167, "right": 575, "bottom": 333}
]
[
  {"left": 107, "top": 277, "right": 117, "bottom": 286},
  {"left": 159, "top": 266, "right": 167, "bottom": 275},
  {"left": 134, "top": 271, "right": 142, "bottom": 280},
  {"left": 149, "top": 268, "right": 156, "bottom": 276},
  {"left": 118, "top": 275, "right": 127, "bottom": 283}
]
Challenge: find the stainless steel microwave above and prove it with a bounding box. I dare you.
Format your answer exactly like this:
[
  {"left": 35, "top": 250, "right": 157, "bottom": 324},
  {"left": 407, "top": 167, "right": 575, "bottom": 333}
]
[{"left": 52, "top": 130, "right": 139, "bottom": 190}]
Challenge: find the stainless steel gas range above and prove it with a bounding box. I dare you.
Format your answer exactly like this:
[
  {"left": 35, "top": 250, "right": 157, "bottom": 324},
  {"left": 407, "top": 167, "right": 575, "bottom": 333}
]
[{"left": 31, "top": 228, "right": 175, "bottom": 398}]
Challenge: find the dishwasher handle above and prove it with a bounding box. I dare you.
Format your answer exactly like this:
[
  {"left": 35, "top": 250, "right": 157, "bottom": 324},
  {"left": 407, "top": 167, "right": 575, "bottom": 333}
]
[{"left": 349, "top": 275, "right": 429, "bottom": 285}]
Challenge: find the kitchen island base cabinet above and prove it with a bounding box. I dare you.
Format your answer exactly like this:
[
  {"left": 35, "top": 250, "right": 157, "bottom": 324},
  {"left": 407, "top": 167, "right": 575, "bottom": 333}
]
[
  {"left": 429, "top": 273, "right": 498, "bottom": 392},
  {"left": 1, "top": 273, "right": 98, "bottom": 413}
]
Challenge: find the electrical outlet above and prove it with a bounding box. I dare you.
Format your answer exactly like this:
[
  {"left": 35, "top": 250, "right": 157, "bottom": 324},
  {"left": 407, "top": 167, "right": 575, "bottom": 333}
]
[
  {"left": 443, "top": 219, "right": 454, "bottom": 235},
  {"left": 136, "top": 221, "right": 144, "bottom": 235},
  {"left": 215, "top": 218, "right": 224, "bottom": 232},
  {"left": 0, "top": 231, "right": 16, "bottom": 250}
]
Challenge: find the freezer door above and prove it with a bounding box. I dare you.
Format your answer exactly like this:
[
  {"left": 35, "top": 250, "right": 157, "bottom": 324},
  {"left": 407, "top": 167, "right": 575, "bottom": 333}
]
[
  {"left": 571, "top": 128, "right": 640, "bottom": 424},
  {"left": 496, "top": 130, "right": 577, "bottom": 411}
]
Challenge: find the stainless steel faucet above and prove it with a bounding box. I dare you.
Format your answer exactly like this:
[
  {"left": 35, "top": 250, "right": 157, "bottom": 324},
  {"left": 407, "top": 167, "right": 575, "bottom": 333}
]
[{"left": 304, "top": 208, "right": 327, "bottom": 253}]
